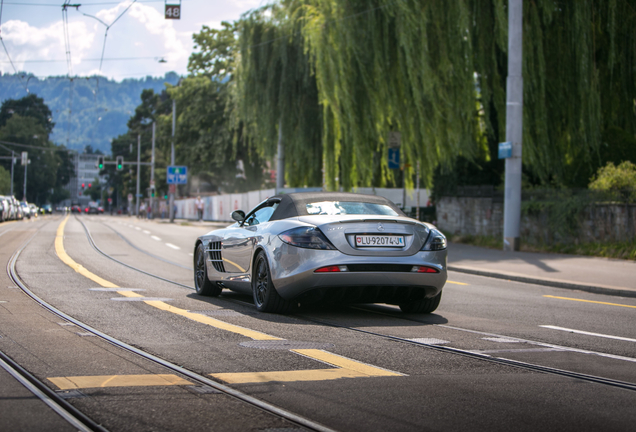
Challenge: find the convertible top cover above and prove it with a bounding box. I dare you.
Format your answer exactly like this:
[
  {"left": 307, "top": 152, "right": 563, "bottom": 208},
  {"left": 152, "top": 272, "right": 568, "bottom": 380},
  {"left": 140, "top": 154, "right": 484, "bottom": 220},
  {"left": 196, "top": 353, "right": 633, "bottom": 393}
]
[{"left": 269, "top": 192, "right": 405, "bottom": 221}]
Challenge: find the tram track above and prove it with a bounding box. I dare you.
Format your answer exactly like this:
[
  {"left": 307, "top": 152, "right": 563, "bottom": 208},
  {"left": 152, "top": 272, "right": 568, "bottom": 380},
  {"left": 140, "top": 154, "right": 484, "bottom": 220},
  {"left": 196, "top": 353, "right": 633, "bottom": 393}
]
[
  {"left": 6, "top": 217, "right": 336, "bottom": 432},
  {"left": 76, "top": 216, "right": 636, "bottom": 395}
]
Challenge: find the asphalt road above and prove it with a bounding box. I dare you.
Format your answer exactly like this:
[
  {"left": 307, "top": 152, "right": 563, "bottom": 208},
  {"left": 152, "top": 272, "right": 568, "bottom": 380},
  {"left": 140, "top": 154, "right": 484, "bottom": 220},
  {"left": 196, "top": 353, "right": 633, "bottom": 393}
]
[{"left": 1, "top": 214, "right": 636, "bottom": 431}]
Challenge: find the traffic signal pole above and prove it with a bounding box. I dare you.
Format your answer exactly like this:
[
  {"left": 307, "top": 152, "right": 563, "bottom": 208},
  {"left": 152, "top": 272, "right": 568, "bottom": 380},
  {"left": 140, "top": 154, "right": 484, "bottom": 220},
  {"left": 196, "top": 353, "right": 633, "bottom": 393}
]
[
  {"left": 503, "top": 0, "right": 523, "bottom": 251},
  {"left": 150, "top": 122, "right": 155, "bottom": 218}
]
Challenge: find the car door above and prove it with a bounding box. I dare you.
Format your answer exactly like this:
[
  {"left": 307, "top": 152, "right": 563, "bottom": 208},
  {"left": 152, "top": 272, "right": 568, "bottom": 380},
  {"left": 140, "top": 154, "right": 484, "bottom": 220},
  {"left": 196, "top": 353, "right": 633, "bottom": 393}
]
[{"left": 221, "top": 202, "right": 279, "bottom": 274}]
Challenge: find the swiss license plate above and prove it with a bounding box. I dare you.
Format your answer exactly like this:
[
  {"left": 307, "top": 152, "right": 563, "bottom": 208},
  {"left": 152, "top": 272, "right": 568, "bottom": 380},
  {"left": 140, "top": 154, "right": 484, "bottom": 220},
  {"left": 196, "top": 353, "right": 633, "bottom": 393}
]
[{"left": 355, "top": 235, "right": 405, "bottom": 247}]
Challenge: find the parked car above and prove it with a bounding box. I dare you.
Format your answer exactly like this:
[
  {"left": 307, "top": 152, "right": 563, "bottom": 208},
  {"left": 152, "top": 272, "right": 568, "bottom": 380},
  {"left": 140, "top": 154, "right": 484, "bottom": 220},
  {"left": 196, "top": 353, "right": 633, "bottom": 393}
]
[
  {"left": 193, "top": 192, "right": 448, "bottom": 314},
  {"left": 29, "top": 203, "right": 38, "bottom": 218},
  {"left": 0, "top": 197, "right": 6, "bottom": 222}
]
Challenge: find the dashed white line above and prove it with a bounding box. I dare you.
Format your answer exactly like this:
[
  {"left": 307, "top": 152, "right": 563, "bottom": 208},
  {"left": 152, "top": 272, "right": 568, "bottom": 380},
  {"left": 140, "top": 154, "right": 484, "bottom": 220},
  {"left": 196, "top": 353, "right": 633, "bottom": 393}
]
[
  {"left": 143, "top": 230, "right": 150, "bottom": 234},
  {"left": 151, "top": 236, "right": 162, "bottom": 241},
  {"left": 166, "top": 243, "right": 180, "bottom": 250},
  {"left": 134, "top": 227, "right": 141, "bottom": 231},
  {"left": 540, "top": 325, "right": 636, "bottom": 343}
]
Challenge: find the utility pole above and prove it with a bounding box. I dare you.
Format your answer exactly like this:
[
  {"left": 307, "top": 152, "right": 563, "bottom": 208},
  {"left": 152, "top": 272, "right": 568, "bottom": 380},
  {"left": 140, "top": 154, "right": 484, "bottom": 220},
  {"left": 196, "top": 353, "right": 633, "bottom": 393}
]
[
  {"left": 136, "top": 134, "right": 141, "bottom": 217},
  {"left": 276, "top": 118, "right": 284, "bottom": 191},
  {"left": 169, "top": 99, "right": 176, "bottom": 222},
  {"left": 150, "top": 121, "right": 155, "bottom": 219},
  {"left": 22, "top": 152, "right": 29, "bottom": 201},
  {"left": 10, "top": 150, "right": 15, "bottom": 196},
  {"left": 503, "top": 0, "right": 523, "bottom": 252}
]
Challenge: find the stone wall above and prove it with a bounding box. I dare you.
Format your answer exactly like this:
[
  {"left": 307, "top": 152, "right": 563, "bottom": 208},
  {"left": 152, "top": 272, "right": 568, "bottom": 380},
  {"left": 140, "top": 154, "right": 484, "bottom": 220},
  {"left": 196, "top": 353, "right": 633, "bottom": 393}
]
[{"left": 437, "top": 197, "right": 636, "bottom": 243}]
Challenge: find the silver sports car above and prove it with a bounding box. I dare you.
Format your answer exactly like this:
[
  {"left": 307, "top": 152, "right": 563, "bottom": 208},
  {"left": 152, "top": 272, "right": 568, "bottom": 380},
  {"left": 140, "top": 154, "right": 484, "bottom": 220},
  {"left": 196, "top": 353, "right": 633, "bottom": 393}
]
[{"left": 194, "top": 192, "right": 447, "bottom": 314}]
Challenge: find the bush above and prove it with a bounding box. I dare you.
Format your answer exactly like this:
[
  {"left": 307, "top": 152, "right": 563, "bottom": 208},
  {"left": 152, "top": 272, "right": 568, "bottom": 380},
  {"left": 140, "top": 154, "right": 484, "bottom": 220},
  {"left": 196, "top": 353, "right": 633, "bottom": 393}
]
[{"left": 589, "top": 161, "right": 636, "bottom": 202}]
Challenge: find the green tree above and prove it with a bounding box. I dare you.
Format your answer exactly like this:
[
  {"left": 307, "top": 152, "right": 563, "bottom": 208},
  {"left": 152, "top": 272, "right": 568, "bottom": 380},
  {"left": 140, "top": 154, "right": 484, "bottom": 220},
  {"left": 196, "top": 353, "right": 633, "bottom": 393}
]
[
  {"left": 0, "top": 93, "right": 54, "bottom": 134},
  {"left": 0, "top": 165, "right": 9, "bottom": 195},
  {"left": 235, "top": 0, "right": 636, "bottom": 190}
]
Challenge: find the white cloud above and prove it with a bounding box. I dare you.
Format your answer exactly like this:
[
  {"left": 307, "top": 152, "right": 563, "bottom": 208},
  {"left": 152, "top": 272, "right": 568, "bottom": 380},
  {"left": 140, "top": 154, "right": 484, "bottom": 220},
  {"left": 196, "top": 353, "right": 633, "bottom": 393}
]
[{"left": 0, "top": 19, "right": 94, "bottom": 75}]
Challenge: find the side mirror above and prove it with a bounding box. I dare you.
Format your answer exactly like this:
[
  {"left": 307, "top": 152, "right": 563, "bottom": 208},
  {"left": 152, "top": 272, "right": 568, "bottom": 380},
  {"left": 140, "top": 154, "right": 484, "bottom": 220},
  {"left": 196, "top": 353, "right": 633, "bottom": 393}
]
[{"left": 231, "top": 210, "right": 245, "bottom": 222}]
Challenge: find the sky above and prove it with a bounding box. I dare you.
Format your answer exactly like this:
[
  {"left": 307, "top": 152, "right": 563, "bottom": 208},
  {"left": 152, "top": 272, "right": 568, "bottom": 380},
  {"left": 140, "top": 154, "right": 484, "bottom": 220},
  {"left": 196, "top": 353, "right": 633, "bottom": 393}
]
[{"left": 0, "top": 0, "right": 267, "bottom": 81}]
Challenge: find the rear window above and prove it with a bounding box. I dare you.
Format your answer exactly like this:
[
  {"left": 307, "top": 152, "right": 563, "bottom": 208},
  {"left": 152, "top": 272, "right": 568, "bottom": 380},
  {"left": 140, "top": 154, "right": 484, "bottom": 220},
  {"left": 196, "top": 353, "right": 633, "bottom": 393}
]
[{"left": 306, "top": 201, "right": 398, "bottom": 216}]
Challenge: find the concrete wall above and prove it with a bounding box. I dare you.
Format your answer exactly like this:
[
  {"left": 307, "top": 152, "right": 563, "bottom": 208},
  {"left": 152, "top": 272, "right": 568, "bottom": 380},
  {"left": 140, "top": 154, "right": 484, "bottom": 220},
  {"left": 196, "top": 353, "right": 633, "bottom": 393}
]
[
  {"left": 171, "top": 187, "right": 431, "bottom": 222},
  {"left": 437, "top": 197, "right": 636, "bottom": 243}
]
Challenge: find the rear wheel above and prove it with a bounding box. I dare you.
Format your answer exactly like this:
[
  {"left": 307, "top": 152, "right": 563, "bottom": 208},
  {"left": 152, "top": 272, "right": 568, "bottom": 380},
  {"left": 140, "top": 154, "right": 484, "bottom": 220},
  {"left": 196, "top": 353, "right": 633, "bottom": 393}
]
[
  {"left": 399, "top": 291, "right": 442, "bottom": 314},
  {"left": 194, "top": 244, "right": 221, "bottom": 296},
  {"left": 252, "top": 252, "right": 295, "bottom": 314}
]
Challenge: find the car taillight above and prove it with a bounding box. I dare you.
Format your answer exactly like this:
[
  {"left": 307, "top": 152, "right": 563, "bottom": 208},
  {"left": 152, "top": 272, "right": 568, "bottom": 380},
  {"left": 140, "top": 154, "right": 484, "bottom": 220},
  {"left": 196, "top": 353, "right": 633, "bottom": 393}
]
[
  {"left": 421, "top": 229, "right": 447, "bottom": 251},
  {"left": 279, "top": 226, "right": 336, "bottom": 250},
  {"left": 315, "top": 265, "right": 348, "bottom": 273},
  {"left": 411, "top": 266, "right": 439, "bottom": 273}
]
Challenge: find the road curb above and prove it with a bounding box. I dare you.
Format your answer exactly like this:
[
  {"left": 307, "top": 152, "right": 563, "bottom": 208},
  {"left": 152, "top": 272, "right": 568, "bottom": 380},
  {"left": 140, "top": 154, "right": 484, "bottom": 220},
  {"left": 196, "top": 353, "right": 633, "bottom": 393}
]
[{"left": 447, "top": 265, "right": 636, "bottom": 299}]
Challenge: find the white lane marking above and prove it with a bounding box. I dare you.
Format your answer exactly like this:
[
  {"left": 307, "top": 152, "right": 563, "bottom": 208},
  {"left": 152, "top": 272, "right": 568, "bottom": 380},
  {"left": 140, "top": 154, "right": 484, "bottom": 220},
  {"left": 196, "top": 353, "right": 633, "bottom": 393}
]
[
  {"left": 135, "top": 227, "right": 141, "bottom": 231},
  {"left": 166, "top": 243, "right": 180, "bottom": 250},
  {"left": 439, "top": 324, "right": 636, "bottom": 364},
  {"left": 151, "top": 236, "right": 162, "bottom": 241},
  {"left": 482, "top": 337, "right": 521, "bottom": 343},
  {"left": 143, "top": 230, "right": 150, "bottom": 234},
  {"left": 408, "top": 338, "right": 449, "bottom": 345},
  {"left": 540, "top": 325, "right": 636, "bottom": 343}
]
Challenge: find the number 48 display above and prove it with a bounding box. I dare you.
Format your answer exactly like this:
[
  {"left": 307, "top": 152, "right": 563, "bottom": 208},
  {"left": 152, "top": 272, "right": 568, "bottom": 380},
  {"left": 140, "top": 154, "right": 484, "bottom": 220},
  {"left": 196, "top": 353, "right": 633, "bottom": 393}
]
[{"left": 165, "top": 2, "right": 181, "bottom": 20}]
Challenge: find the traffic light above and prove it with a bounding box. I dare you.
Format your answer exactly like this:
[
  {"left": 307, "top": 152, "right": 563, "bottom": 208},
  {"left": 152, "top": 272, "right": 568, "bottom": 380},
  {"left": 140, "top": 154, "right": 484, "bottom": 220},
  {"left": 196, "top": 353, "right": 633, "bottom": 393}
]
[
  {"left": 116, "top": 156, "right": 123, "bottom": 171},
  {"left": 81, "top": 183, "right": 85, "bottom": 189},
  {"left": 97, "top": 156, "right": 104, "bottom": 170},
  {"left": 88, "top": 183, "right": 92, "bottom": 188}
]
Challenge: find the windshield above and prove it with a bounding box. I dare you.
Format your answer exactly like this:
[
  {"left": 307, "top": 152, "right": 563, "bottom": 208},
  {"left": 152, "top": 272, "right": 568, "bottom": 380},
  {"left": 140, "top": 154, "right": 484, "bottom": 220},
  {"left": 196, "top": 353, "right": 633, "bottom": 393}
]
[{"left": 306, "top": 201, "right": 398, "bottom": 216}]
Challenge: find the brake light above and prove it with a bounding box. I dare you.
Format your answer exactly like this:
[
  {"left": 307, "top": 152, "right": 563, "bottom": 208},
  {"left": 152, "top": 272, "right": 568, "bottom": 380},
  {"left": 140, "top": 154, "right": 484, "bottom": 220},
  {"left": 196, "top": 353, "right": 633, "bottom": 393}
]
[
  {"left": 411, "top": 266, "right": 439, "bottom": 273},
  {"left": 315, "top": 265, "right": 348, "bottom": 273}
]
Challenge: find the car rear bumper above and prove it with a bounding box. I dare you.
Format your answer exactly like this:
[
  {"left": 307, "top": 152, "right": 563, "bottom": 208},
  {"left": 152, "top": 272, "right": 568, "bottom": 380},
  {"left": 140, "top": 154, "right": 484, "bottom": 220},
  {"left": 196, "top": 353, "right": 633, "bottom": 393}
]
[{"left": 268, "top": 242, "right": 447, "bottom": 301}]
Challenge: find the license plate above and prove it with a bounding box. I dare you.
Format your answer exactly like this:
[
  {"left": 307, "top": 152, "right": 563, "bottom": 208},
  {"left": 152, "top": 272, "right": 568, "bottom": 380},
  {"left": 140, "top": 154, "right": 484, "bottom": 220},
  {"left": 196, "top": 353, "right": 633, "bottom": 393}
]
[{"left": 355, "top": 235, "right": 405, "bottom": 247}]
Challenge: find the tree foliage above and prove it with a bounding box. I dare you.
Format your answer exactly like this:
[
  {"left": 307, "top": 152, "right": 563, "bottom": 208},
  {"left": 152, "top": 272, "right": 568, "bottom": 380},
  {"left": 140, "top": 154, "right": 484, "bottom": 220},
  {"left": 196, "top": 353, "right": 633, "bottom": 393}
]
[
  {"left": 0, "top": 94, "right": 74, "bottom": 204},
  {"left": 235, "top": 0, "right": 636, "bottom": 190},
  {"left": 589, "top": 161, "right": 636, "bottom": 201}
]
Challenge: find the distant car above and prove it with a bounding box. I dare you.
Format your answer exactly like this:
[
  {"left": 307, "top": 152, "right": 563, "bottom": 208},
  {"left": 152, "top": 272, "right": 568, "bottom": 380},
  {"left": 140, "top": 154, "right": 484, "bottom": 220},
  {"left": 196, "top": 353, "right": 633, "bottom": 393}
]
[
  {"left": 193, "top": 192, "right": 448, "bottom": 314},
  {"left": 29, "top": 203, "right": 38, "bottom": 218},
  {"left": 20, "top": 202, "right": 31, "bottom": 219},
  {"left": 87, "top": 206, "right": 99, "bottom": 214},
  {"left": 71, "top": 205, "right": 82, "bottom": 214},
  {"left": 98, "top": 206, "right": 105, "bottom": 214},
  {"left": 42, "top": 204, "right": 53, "bottom": 214}
]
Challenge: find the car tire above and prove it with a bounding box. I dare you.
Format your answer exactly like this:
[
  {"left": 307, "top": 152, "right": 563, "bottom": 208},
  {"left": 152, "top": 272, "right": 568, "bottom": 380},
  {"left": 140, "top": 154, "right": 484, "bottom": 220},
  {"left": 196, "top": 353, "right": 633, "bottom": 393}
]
[
  {"left": 194, "top": 244, "right": 221, "bottom": 296},
  {"left": 399, "top": 291, "right": 442, "bottom": 314},
  {"left": 252, "top": 251, "right": 295, "bottom": 314}
]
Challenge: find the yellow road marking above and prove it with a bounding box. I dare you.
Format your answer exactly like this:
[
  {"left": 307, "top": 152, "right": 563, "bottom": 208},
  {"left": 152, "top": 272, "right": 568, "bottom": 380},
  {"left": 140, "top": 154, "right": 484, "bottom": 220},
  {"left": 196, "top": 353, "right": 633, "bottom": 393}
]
[
  {"left": 211, "top": 368, "right": 368, "bottom": 384},
  {"left": 48, "top": 374, "right": 192, "bottom": 390},
  {"left": 55, "top": 216, "right": 404, "bottom": 383},
  {"left": 446, "top": 280, "right": 468, "bottom": 285},
  {"left": 544, "top": 295, "right": 636, "bottom": 309},
  {"left": 292, "top": 349, "right": 402, "bottom": 377}
]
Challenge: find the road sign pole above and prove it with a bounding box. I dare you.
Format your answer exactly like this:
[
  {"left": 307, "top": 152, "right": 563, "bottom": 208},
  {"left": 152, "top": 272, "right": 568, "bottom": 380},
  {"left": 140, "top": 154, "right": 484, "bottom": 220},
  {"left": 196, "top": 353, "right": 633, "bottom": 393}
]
[
  {"left": 23, "top": 160, "right": 27, "bottom": 201},
  {"left": 503, "top": 0, "right": 523, "bottom": 251}
]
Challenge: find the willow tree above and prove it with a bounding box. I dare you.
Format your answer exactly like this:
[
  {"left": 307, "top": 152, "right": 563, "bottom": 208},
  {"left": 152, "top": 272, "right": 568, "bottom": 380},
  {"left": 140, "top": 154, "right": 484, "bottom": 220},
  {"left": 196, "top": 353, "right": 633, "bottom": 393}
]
[
  {"left": 237, "top": 5, "right": 323, "bottom": 187},
  {"left": 237, "top": 0, "right": 636, "bottom": 190}
]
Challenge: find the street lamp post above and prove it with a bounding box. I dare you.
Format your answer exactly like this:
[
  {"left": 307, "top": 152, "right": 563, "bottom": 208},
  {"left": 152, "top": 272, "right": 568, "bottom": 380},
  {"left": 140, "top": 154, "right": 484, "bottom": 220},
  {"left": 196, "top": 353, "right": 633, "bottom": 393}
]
[{"left": 136, "top": 134, "right": 141, "bottom": 216}]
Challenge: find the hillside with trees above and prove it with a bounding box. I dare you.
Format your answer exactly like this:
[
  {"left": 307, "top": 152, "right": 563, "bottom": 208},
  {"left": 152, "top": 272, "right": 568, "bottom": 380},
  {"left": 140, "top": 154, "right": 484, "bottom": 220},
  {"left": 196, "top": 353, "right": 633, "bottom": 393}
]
[{"left": 0, "top": 72, "right": 180, "bottom": 154}]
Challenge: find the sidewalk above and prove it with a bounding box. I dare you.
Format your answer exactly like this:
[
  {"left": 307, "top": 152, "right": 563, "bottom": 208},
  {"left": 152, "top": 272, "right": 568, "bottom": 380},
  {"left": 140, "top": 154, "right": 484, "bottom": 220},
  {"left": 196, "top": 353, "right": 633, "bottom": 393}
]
[{"left": 447, "top": 243, "right": 636, "bottom": 298}]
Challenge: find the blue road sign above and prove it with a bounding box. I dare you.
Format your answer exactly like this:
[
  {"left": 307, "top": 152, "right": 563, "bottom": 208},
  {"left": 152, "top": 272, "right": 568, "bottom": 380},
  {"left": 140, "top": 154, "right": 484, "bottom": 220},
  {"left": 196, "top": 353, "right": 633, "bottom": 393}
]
[
  {"left": 498, "top": 142, "right": 512, "bottom": 159},
  {"left": 388, "top": 148, "right": 400, "bottom": 169},
  {"left": 167, "top": 166, "right": 188, "bottom": 184}
]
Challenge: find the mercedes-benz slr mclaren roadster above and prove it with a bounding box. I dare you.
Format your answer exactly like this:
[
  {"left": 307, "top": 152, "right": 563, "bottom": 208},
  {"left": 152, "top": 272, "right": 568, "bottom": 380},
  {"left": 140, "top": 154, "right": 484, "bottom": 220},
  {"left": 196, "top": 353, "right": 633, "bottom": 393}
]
[{"left": 193, "top": 192, "right": 447, "bottom": 314}]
